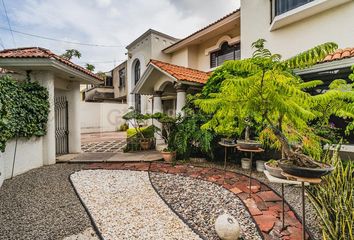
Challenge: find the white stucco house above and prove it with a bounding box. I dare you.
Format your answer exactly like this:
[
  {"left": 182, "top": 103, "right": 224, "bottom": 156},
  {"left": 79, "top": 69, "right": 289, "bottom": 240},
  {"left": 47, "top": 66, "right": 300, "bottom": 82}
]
[
  {"left": 0, "top": 47, "right": 101, "bottom": 187},
  {"left": 124, "top": 0, "right": 354, "bottom": 148}
]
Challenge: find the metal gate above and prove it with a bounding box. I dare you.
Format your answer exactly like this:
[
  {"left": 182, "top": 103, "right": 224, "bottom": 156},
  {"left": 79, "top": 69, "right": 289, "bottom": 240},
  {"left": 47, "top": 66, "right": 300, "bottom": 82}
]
[{"left": 55, "top": 96, "right": 69, "bottom": 155}]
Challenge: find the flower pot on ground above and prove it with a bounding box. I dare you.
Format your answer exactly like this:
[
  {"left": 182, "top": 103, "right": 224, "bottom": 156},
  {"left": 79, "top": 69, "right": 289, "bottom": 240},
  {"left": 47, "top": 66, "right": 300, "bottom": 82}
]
[
  {"left": 241, "top": 158, "right": 251, "bottom": 169},
  {"left": 265, "top": 160, "right": 286, "bottom": 179},
  {"left": 278, "top": 159, "right": 334, "bottom": 178},
  {"left": 256, "top": 160, "right": 265, "bottom": 172},
  {"left": 161, "top": 149, "right": 176, "bottom": 162}
]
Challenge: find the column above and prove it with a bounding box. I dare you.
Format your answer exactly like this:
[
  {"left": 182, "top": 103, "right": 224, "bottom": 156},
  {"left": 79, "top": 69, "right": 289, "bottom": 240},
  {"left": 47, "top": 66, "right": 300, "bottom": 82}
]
[
  {"left": 176, "top": 84, "right": 187, "bottom": 117},
  {"left": 66, "top": 82, "right": 81, "bottom": 153},
  {"left": 153, "top": 91, "right": 164, "bottom": 145},
  {"left": 36, "top": 71, "right": 56, "bottom": 165}
]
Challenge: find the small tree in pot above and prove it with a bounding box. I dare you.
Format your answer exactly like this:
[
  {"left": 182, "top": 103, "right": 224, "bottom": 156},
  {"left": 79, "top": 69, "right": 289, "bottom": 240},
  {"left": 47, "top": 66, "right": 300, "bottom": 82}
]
[
  {"left": 123, "top": 108, "right": 152, "bottom": 151},
  {"left": 196, "top": 39, "right": 354, "bottom": 178}
]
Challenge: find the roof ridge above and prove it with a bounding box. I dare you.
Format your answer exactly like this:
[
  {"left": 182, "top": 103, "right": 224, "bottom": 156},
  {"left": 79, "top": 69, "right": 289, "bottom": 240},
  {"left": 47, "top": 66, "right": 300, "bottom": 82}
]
[{"left": 150, "top": 59, "right": 208, "bottom": 73}]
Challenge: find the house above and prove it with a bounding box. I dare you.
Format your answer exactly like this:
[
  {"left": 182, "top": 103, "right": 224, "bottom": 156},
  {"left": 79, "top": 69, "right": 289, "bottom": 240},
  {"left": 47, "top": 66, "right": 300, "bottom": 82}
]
[
  {"left": 82, "top": 61, "right": 128, "bottom": 103},
  {"left": 0, "top": 47, "right": 101, "bottom": 187},
  {"left": 127, "top": 12, "right": 240, "bottom": 118}
]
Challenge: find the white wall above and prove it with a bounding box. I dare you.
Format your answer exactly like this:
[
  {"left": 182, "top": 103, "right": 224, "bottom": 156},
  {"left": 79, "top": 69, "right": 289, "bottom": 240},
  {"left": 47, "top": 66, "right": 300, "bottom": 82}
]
[
  {"left": 80, "top": 102, "right": 129, "bottom": 133},
  {"left": 241, "top": 0, "right": 354, "bottom": 59},
  {"left": 0, "top": 137, "right": 43, "bottom": 188}
]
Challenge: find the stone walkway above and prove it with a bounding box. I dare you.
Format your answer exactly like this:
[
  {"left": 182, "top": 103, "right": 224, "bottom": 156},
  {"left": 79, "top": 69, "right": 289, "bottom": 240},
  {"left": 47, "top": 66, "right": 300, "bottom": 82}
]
[{"left": 86, "top": 162, "right": 310, "bottom": 240}]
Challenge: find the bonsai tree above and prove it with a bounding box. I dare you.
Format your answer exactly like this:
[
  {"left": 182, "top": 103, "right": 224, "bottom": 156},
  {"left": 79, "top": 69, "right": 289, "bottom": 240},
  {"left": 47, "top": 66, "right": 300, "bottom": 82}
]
[
  {"left": 122, "top": 107, "right": 150, "bottom": 139},
  {"left": 196, "top": 39, "right": 354, "bottom": 168}
]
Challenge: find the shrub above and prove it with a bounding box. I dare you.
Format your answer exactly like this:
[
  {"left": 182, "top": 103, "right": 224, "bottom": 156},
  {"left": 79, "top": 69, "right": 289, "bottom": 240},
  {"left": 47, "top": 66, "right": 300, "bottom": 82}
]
[
  {"left": 308, "top": 148, "right": 353, "bottom": 240},
  {"left": 0, "top": 75, "right": 49, "bottom": 152},
  {"left": 127, "top": 126, "right": 155, "bottom": 138}
]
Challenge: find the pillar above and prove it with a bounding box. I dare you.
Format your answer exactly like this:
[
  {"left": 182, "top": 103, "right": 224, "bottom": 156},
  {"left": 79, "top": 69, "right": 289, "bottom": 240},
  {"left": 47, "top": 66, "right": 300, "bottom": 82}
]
[
  {"left": 176, "top": 84, "right": 187, "bottom": 117},
  {"left": 66, "top": 82, "right": 81, "bottom": 153},
  {"left": 36, "top": 71, "right": 56, "bottom": 165},
  {"left": 153, "top": 91, "right": 164, "bottom": 145}
]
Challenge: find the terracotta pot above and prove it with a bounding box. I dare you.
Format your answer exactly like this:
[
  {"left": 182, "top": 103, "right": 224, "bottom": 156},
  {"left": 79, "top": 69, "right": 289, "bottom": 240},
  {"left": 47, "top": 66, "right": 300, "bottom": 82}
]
[
  {"left": 161, "top": 151, "right": 176, "bottom": 162},
  {"left": 140, "top": 139, "right": 150, "bottom": 150}
]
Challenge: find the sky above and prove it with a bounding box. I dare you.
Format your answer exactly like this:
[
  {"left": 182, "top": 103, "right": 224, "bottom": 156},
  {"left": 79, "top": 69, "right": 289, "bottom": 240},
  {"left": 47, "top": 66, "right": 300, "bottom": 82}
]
[{"left": 0, "top": 0, "right": 240, "bottom": 72}]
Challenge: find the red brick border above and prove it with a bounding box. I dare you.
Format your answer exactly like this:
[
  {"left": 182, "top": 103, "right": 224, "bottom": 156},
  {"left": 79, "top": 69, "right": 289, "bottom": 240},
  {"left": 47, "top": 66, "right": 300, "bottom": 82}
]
[{"left": 86, "top": 162, "right": 309, "bottom": 240}]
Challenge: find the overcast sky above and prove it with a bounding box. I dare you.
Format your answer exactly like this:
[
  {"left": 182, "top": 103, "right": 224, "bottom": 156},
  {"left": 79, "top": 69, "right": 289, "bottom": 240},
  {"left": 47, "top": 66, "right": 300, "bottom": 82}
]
[{"left": 0, "top": 0, "right": 240, "bottom": 72}]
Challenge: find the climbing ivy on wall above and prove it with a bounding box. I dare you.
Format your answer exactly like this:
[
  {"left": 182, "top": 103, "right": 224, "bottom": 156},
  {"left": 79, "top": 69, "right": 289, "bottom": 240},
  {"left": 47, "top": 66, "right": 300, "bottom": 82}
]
[{"left": 0, "top": 75, "right": 50, "bottom": 152}]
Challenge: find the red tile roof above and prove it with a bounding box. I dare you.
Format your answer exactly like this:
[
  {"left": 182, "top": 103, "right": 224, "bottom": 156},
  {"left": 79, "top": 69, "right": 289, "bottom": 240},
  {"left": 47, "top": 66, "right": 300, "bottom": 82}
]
[
  {"left": 0, "top": 47, "right": 103, "bottom": 81},
  {"left": 150, "top": 59, "right": 210, "bottom": 84},
  {"left": 163, "top": 9, "right": 240, "bottom": 52},
  {"left": 322, "top": 48, "right": 354, "bottom": 63}
]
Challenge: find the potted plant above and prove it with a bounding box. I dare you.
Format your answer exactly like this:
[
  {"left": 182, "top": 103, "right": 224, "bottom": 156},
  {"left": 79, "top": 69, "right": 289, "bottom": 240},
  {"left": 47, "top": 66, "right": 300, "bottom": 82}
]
[
  {"left": 265, "top": 159, "right": 286, "bottom": 179},
  {"left": 196, "top": 39, "right": 341, "bottom": 178},
  {"left": 123, "top": 108, "right": 152, "bottom": 151}
]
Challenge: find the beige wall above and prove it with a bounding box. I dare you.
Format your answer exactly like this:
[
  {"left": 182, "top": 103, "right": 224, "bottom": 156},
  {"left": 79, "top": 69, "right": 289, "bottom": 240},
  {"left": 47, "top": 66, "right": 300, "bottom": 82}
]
[
  {"left": 170, "top": 28, "right": 240, "bottom": 72},
  {"left": 241, "top": 0, "right": 354, "bottom": 59}
]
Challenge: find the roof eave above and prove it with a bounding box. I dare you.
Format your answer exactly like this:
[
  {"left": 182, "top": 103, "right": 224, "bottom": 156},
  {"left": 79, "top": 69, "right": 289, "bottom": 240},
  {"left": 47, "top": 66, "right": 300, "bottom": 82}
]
[
  {"left": 0, "top": 58, "right": 102, "bottom": 84},
  {"left": 163, "top": 10, "right": 240, "bottom": 54},
  {"left": 295, "top": 57, "right": 354, "bottom": 75}
]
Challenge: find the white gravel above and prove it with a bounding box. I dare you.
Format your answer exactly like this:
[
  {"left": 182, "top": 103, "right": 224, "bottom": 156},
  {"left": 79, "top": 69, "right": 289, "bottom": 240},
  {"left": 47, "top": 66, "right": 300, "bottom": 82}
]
[{"left": 70, "top": 170, "right": 202, "bottom": 240}]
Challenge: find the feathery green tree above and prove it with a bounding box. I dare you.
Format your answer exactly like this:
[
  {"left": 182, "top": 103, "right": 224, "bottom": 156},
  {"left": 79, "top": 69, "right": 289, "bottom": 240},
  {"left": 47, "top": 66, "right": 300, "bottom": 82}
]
[{"left": 195, "top": 39, "right": 352, "bottom": 167}]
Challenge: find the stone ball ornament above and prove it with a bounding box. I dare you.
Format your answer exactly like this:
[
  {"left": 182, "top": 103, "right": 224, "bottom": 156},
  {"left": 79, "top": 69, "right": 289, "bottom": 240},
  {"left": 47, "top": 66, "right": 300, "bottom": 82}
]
[{"left": 215, "top": 213, "right": 241, "bottom": 240}]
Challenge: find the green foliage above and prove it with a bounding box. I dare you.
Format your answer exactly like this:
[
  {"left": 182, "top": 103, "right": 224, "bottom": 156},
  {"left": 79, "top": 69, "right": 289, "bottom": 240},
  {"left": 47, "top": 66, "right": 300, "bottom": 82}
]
[
  {"left": 123, "top": 108, "right": 151, "bottom": 139},
  {"left": 85, "top": 63, "right": 95, "bottom": 72},
  {"left": 61, "top": 49, "right": 82, "bottom": 60},
  {"left": 196, "top": 39, "right": 342, "bottom": 160},
  {"left": 127, "top": 126, "right": 155, "bottom": 138},
  {"left": 169, "top": 96, "right": 214, "bottom": 159},
  {"left": 0, "top": 75, "right": 49, "bottom": 152},
  {"left": 308, "top": 148, "right": 353, "bottom": 240}
]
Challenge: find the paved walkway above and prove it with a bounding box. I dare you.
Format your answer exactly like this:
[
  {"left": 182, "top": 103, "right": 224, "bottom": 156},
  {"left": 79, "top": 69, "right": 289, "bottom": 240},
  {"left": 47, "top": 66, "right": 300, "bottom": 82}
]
[
  {"left": 81, "top": 132, "right": 127, "bottom": 153},
  {"left": 69, "top": 151, "right": 163, "bottom": 163},
  {"left": 86, "top": 162, "right": 310, "bottom": 240}
]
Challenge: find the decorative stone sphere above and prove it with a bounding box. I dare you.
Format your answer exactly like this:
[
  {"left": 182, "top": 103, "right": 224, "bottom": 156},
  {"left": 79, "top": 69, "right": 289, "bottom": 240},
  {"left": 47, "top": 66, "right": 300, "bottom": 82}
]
[{"left": 215, "top": 213, "right": 240, "bottom": 240}]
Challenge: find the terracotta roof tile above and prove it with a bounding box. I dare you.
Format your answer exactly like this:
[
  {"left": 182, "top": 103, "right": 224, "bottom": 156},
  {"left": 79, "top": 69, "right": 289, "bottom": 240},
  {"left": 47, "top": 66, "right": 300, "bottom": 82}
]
[
  {"left": 0, "top": 47, "right": 103, "bottom": 81},
  {"left": 150, "top": 59, "right": 210, "bottom": 84},
  {"left": 322, "top": 47, "right": 354, "bottom": 63}
]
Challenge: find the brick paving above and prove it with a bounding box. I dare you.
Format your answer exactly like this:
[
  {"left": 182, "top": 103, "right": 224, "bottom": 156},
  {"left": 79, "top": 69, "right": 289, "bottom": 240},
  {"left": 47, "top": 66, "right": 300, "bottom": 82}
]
[{"left": 86, "top": 162, "right": 310, "bottom": 240}]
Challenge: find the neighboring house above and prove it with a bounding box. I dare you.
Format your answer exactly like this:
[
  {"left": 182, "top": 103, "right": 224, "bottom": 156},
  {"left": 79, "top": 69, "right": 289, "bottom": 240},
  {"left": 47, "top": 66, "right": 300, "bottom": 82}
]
[
  {"left": 0, "top": 47, "right": 101, "bottom": 187},
  {"left": 82, "top": 61, "right": 128, "bottom": 103}
]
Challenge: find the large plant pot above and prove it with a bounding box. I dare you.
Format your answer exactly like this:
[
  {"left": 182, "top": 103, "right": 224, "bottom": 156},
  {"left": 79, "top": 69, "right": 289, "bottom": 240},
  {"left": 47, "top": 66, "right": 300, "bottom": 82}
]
[
  {"left": 265, "top": 161, "right": 286, "bottom": 179},
  {"left": 278, "top": 159, "right": 335, "bottom": 178},
  {"left": 237, "top": 140, "right": 262, "bottom": 150},
  {"left": 161, "top": 151, "right": 176, "bottom": 162},
  {"left": 140, "top": 139, "right": 150, "bottom": 150}
]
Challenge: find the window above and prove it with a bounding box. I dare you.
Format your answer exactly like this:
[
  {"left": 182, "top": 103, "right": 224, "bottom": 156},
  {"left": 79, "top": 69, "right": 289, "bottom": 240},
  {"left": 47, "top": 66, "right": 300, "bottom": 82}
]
[
  {"left": 274, "top": 0, "right": 314, "bottom": 16},
  {"left": 119, "top": 68, "right": 125, "bottom": 88},
  {"left": 133, "top": 60, "right": 141, "bottom": 112},
  {"left": 210, "top": 42, "right": 240, "bottom": 68},
  {"left": 134, "top": 60, "right": 141, "bottom": 84},
  {"left": 105, "top": 76, "right": 113, "bottom": 87}
]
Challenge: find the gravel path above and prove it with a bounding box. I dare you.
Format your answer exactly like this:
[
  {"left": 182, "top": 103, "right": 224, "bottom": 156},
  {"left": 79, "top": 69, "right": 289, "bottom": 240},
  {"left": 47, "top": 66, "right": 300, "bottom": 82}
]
[
  {"left": 150, "top": 172, "right": 262, "bottom": 240},
  {"left": 0, "top": 164, "right": 96, "bottom": 240},
  {"left": 195, "top": 162, "right": 322, "bottom": 239},
  {"left": 70, "top": 170, "right": 202, "bottom": 240}
]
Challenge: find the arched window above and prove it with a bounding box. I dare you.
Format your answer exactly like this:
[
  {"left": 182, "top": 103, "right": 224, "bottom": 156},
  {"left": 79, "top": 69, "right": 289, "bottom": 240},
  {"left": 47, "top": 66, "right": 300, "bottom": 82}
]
[
  {"left": 133, "top": 60, "right": 141, "bottom": 112},
  {"left": 134, "top": 60, "right": 141, "bottom": 84},
  {"left": 210, "top": 42, "right": 240, "bottom": 68}
]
